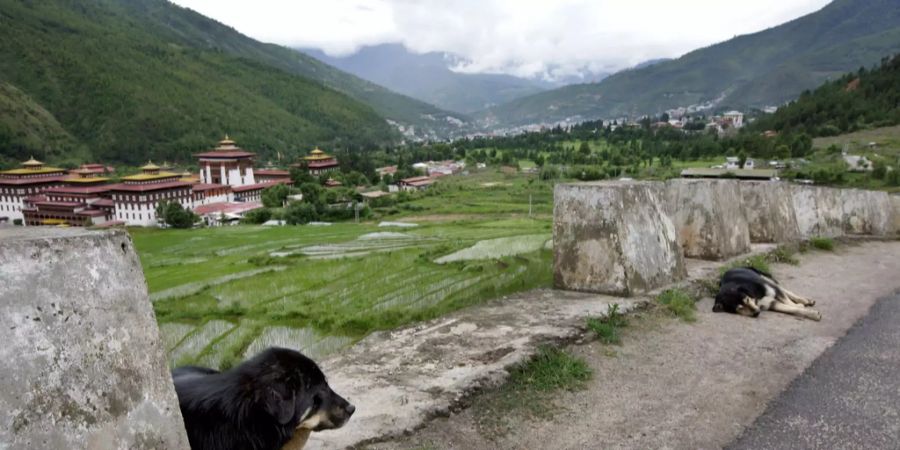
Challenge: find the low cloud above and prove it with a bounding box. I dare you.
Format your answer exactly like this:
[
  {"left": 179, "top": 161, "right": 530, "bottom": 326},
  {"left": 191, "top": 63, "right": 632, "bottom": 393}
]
[{"left": 172, "top": 0, "right": 831, "bottom": 80}]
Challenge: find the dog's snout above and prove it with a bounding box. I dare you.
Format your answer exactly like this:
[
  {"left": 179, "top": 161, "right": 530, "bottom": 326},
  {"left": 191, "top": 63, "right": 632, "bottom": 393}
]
[{"left": 345, "top": 403, "right": 356, "bottom": 416}]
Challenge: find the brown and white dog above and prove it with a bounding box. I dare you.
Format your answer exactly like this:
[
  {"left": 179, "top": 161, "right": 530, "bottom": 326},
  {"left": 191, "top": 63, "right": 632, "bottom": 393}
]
[{"left": 713, "top": 267, "right": 821, "bottom": 321}]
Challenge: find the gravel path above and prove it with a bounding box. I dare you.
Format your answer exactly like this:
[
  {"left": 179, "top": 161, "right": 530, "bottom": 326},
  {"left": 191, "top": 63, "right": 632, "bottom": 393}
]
[{"left": 371, "top": 241, "right": 900, "bottom": 450}]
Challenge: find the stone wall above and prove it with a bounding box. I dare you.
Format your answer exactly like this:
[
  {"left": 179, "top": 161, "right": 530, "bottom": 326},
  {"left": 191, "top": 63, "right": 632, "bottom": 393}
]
[
  {"left": 554, "top": 181, "right": 686, "bottom": 296},
  {"left": 665, "top": 179, "right": 751, "bottom": 260},
  {"left": 740, "top": 181, "right": 800, "bottom": 243},
  {"left": 554, "top": 180, "right": 898, "bottom": 298},
  {"left": 841, "top": 189, "right": 894, "bottom": 235},
  {"left": 790, "top": 185, "right": 844, "bottom": 238},
  {"left": 0, "top": 228, "right": 189, "bottom": 450}
]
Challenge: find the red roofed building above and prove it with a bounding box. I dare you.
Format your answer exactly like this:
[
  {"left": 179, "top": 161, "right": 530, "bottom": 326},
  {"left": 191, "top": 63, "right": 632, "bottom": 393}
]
[
  {"left": 0, "top": 157, "right": 68, "bottom": 223},
  {"left": 255, "top": 169, "right": 291, "bottom": 183},
  {"left": 398, "top": 176, "right": 436, "bottom": 191},
  {"left": 196, "top": 136, "right": 257, "bottom": 187},
  {"left": 192, "top": 183, "right": 233, "bottom": 206},
  {"left": 21, "top": 166, "right": 115, "bottom": 227},
  {"left": 108, "top": 162, "right": 194, "bottom": 226},
  {"left": 293, "top": 148, "right": 339, "bottom": 176},
  {"left": 194, "top": 201, "right": 264, "bottom": 226}
]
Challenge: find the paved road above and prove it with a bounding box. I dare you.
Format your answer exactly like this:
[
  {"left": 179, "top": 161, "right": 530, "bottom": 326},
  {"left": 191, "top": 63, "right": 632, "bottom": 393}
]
[{"left": 728, "top": 292, "right": 900, "bottom": 450}]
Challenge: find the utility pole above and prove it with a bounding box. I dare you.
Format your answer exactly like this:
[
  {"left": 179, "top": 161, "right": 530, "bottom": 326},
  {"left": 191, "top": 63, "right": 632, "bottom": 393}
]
[{"left": 354, "top": 201, "right": 359, "bottom": 223}]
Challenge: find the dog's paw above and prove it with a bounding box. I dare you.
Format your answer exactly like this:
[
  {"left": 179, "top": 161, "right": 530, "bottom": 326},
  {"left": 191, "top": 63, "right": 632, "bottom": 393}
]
[
  {"left": 809, "top": 310, "right": 822, "bottom": 321},
  {"left": 807, "top": 299, "right": 816, "bottom": 307}
]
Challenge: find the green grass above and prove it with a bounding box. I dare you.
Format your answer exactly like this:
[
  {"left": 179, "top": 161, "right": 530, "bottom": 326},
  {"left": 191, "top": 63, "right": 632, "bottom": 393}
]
[
  {"left": 656, "top": 289, "right": 697, "bottom": 322},
  {"left": 587, "top": 304, "right": 628, "bottom": 345},
  {"left": 132, "top": 218, "right": 554, "bottom": 368},
  {"left": 720, "top": 254, "right": 772, "bottom": 276},
  {"left": 473, "top": 346, "right": 591, "bottom": 438},
  {"left": 378, "top": 170, "right": 554, "bottom": 220},
  {"left": 766, "top": 246, "right": 800, "bottom": 265},
  {"left": 809, "top": 237, "right": 836, "bottom": 251}
]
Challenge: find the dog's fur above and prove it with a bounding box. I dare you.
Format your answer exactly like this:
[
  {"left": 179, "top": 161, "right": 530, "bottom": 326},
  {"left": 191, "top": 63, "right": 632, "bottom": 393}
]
[
  {"left": 172, "top": 347, "right": 355, "bottom": 450},
  {"left": 713, "top": 267, "right": 822, "bottom": 321}
]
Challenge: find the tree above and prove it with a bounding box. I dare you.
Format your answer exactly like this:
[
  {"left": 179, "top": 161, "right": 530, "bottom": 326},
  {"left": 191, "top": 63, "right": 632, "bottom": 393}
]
[
  {"left": 261, "top": 184, "right": 293, "bottom": 208},
  {"left": 284, "top": 202, "right": 318, "bottom": 225},
  {"left": 738, "top": 151, "right": 748, "bottom": 169},
  {"left": 578, "top": 141, "right": 591, "bottom": 156},
  {"left": 242, "top": 208, "right": 272, "bottom": 224},
  {"left": 299, "top": 182, "right": 324, "bottom": 206},
  {"left": 156, "top": 201, "right": 198, "bottom": 229}
]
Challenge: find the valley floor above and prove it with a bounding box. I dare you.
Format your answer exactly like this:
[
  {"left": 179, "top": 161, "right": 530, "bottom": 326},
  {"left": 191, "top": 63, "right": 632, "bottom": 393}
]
[{"left": 364, "top": 241, "right": 900, "bottom": 450}]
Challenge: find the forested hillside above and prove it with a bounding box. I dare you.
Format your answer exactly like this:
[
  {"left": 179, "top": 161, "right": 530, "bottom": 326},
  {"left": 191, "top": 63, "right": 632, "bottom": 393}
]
[{"left": 0, "top": 0, "right": 457, "bottom": 166}]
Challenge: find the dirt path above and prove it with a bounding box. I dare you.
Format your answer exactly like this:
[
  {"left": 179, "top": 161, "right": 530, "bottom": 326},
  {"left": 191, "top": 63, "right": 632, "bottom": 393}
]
[{"left": 370, "top": 241, "right": 900, "bottom": 450}]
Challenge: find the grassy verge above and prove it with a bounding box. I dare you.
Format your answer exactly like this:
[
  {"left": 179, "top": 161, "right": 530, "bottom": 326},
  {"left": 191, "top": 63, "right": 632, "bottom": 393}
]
[
  {"left": 809, "top": 236, "right": 835, "bottom": 251},
  {"left": 586, "top": 304, "right": 628, "bottom": 345},
  {"left": 656, "top": 289, "right": 697, "bottom": 322},
  {"left": 475, "top": 346, "right": 591, "bottom": 437}
]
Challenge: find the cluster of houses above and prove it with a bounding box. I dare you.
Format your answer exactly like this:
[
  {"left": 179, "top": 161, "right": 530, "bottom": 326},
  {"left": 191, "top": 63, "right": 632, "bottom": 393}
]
[
  {"left": 376, "top": 160, "right": 467, "bottom": 192},
  {"left": 0, "top": 137, "right": 341, "bottom": 227}
]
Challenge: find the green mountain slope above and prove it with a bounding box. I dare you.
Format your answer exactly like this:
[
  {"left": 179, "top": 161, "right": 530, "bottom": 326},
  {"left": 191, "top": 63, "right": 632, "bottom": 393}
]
[
  {"left": 0, "top": 82, "right": 87, "bottom": 167},
  {"left": 753, "top": 54, "right": 900, "bottom": 136},
  {"left": 479, "top": 0, "right": 900, "bottom": 128},
  {"left": 0, "top": 0, "right": 462, "bottom": 166},
  {"left": 125, "top": 1, "right": 470, "bottom": 139}
]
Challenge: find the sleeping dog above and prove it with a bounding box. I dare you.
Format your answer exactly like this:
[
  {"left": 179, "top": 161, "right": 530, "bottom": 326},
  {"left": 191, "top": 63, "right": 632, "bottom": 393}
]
[
  {"left": 172, "top": 347, "right": 355, "bottom": 450},
  {"left": 713, "top": 267, "right": 822, "bottom": 321}
]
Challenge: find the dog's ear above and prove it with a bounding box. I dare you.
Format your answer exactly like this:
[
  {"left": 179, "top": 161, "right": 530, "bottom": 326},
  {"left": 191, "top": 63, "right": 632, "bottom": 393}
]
[
  {"left": 264, "top": 387, "right": 296, "bottom": 425},
  {"left": 712, "top": 302, "right": 724, "bottom": 313}
]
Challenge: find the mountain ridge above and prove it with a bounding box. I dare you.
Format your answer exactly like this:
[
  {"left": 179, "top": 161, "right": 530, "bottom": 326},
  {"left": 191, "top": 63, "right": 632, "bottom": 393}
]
[{"left": 477, "top": 0, "right": 900, "bottom": 128}]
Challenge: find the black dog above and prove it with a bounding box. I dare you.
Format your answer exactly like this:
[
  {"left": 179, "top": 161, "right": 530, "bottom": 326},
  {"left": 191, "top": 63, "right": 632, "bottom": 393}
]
[
  {"left": 713, "top": 267, "right": 821, "bottom": 321},
  {"left": 172, "top": 347, "right": 355, "bottom": 450}
]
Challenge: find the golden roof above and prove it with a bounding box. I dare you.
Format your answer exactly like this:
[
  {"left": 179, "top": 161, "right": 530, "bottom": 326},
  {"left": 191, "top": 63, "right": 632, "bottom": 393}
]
[
  {"left": 140, "top": 161, "right": 161, "bottom": 171},
  {"left": 304, "top": 147, "right": 333, "bottom": 161},
  {"left": 122, "top": 171, "right": 180, "bottom": 182},
  {"left": 22, "top": 156, "right": 43, "bottom": 167},
  {"left": 66, "top": 177, "right": 110, "bottom": 184},
  {"left": 0, "top": 157, "right": 64, "bottom": 175}
]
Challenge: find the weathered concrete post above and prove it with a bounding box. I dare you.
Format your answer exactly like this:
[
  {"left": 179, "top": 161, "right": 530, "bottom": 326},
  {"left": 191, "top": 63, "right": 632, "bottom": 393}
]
[
  {"left": 554, "top": 181, "right": 685, "bottom": 296},
  {"left": 892, "top": 195, "right": 900, "bottom": 235},
  {"left": 0, "top": 228, "right": 189, "bottom": 449},
  {"left": 740, "top": 181, "right": 801, "bottom": 243},
  {"left": 841, "top": 189, "right": 894, "bottom": 235},
  {"left": 790, "top": 185, "right": 844, "bottom": 238},
  {"left": 665, "top": 179, "right": 751, "bottom": 260}
]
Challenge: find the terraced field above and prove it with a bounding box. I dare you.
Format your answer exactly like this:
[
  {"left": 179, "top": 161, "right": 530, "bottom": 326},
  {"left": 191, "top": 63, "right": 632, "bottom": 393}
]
[{"left": 132, "top": 218, "right": 552, "bottom": 370}]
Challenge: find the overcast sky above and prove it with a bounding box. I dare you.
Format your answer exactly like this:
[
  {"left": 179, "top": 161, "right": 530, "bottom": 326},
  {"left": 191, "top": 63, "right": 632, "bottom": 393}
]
[{"left": 171, "top": 0, "right": 832, "bottom": 81}]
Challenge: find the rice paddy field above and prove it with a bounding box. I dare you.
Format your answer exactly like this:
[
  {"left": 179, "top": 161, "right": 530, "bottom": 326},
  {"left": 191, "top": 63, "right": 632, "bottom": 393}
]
[{"left": 133, "top": 213, "right": 553, "bottom": 370}]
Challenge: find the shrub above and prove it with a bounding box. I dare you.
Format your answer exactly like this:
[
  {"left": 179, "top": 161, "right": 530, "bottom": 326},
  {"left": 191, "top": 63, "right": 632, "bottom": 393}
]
[
  {"left": 284, "top": 202, "right": 318, "bottom": 225},
  {"left": 242, "top": 208, "right": 272, "bottom": 225},
  {"left": 810, "top": 237, "right": 835, "bottom": 251},
  {"left": 657, "top": 289, "right": 696, "bottom": 322}
]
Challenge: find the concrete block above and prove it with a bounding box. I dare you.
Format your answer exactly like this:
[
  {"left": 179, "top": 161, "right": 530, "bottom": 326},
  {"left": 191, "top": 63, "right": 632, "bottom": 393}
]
[
  {"left": 0, "top": 228, "right": 189, "bottom": 450},
  {"left": 665, "top": 179, "right": 751, "bottom": 260},
  {"left": 892, "top": 195, "right": 900, "bottom": 235},
  {"left": 553, "top": 181, "right": 685, "bottom": 296},
  {"left": 740, "top": 181, "right": 801, "bottom": 243},
  {"left": 841, "top": 189, "right": 893, "bottom": 235},
  {"left": 790, "top": 185, "right": 843, "bottom": 238}
]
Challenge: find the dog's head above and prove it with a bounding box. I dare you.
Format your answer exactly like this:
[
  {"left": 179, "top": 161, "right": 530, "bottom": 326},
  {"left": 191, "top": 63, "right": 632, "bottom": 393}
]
[
  {"left": 243, "top": 347, "right": 355, "bottom": 431},
  {"left": 713, "top": 284, "right": 760, "bottom": 318}
]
